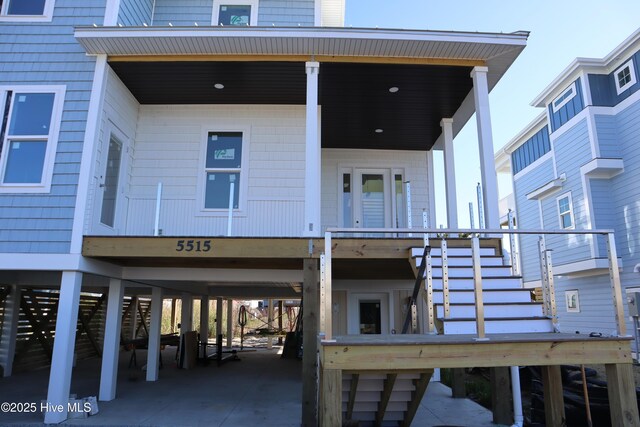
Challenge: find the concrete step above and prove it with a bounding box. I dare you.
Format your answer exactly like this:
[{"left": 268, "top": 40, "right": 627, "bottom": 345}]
[
  {"left": 433, "top": 289, "right": 533, "bottom": 304},
  {"left": 431, "top": 277, "right": 523, "bottom": 290},
  {"left": 417, "top": 255, "right": 505, "bottom": 267},
  {"left": 435, "top": 302, "right": 544, "bottom": 318},
  {"left": 411, "top": 247, "right": 497, "bottom": 257},
  {"left": 441, "top": 317, "right": 554, "bottom": 334}
]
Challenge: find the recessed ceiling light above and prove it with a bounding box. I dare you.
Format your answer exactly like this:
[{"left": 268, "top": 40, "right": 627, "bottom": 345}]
[
  {"left": 389, "top": 87, "right": 399, "bottom": 93},
  {"left": 214, "top": 83, "right": 224, "bottom": 89},
  {"left": 375, "top": 129, "right": 384, "bottom": 133}
]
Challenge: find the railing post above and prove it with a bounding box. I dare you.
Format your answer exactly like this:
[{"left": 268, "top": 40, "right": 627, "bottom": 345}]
[
  {"left": 538, "top": 237, "right": 557, "bottom": 327},
  {"left": 441, "top": 239, "right": 450, "bottom": 319},
  {"left": 153, "top": 182, "right": 162, "bottom": 236},
  {"left": 320, "top": 253, "right": 326, "bottom": 337},
  {"left": 323, "top": 232, "right": 333, "bottom": 340},
  {"left": 507, "top": 210, "right": 519, "bottom": 276},
  {"left": 227, "top": 180, "right": 235, "bottom": 237},
  {"left": 425, "top": 248, "right": 435, "bottom": 333},
  {"left": 405, "top": 181, "right": 412, "bottom": 237},
  {"left": 411, "top": 304, "right": 418, "bottom": 334},
  {"left": 471, "top": 236, "right": 488, "bottom": 340},
  {"left": 605, "top": 232, "right": 627, "bottom": 336},
  {"left": 422, "top": 210, "right": 429, "bottom": 248}
]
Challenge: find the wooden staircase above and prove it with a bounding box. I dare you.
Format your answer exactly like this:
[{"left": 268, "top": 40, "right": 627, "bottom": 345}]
[
  {"left": 410, "top": 241, "right": 554, "bottom": 335},
  {"left": 342, "top": 371, "right": 433, "bottom": 427}
]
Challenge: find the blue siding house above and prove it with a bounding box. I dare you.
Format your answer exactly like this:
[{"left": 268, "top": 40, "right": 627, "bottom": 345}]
[
  {"left": 496, "top": 27, "right": 640, "bottom": 341},
  {"left": 1, "top": 1, "right": 638, "bottom": 426}
]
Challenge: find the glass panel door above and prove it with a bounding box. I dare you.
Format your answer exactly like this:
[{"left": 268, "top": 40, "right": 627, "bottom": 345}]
[
  {"left": 351, "top": 169, "right": 391, "bottom": 232},
  {"left": 99, "top": 134, "right": 123, "bottom": 227},
  {"left": 359, "top": 300, "right": 382, "bottom": 334}
]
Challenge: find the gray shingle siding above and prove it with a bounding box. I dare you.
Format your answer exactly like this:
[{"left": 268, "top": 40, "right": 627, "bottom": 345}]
[{"left": 0, "top": 0, "right": 106, "bottom": 253}]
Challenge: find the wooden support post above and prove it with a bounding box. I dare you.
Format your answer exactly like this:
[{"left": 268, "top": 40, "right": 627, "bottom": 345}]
[
  {"left": 0, "top": 285, "right": 21, "bottom": 377},
  {"left": 268, "top": 298, "right": 274, "bottom": 330},
  {"left": 490, "top": 367, "right": 513, "bottom": 425},
  {"left": 130, "top": 296, "right": 139, "bottom": 339},
  {"left": 321, "top": 368, "right": 342, "bottom": 427},
  {"left": 226, "top": 299, "right": 233, "bottom": 348},
  {"left": 146, "top": 287, "right": 163, "bottom": 381},
  {"left": 402, "top": 371, "right": 433, "bottom": 427},
  {"left": 606, "top": 363, "right": 640, "bottom": 427},
  {"left": 451, "top": 368, "right": 466, "bottom": 398},
  {"left": 302, "top": 258, "right": 319, "bottom": 427},
  {"left": 216, "top": 298, "right": 223, "bottom": 350},
  {"left": 376, "top": 373, "right": 398, "bottom": 426},
  {"left": 346, "top": 373, "right": 359, "bottom": 421},
  {"left": 170, "top": 298, "right": 176, "bottom": 332},
  {"left": 200, "top": 295, "right": 209, "bottom": 356},
  {"left": 541, "top": 365, "right": 565, "bottom": 427},
  {"left": 99, "top": 279, "right": 124, "bottom": 401},
  {"left": 278, "top": 300, "right": 284, "bottom": 345},
  {"left": 45, "top": 271, "right": 83, "bottom": 424}
]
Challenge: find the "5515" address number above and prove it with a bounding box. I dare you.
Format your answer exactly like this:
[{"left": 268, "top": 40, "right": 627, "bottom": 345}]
[{"left": 175, "top": 239, "right": 212, "bottom": 252}]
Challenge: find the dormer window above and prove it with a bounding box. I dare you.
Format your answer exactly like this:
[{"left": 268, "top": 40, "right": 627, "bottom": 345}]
[
  {"left": 614, "top": 60, "right": 637, "bottom": 95},
  {"left": 551, "top": 82, "right": 576, "bottom": 113},
  {"left": 212, "top": 0, "right": 258, "bottom": 26}
]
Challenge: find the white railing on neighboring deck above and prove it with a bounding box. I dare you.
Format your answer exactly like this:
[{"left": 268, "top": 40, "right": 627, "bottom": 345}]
[{"left": 321, "top": 227, "right": 627, "bottom": 342}]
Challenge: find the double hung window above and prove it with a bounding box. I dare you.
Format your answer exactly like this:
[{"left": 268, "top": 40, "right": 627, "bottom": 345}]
[
  {"left": 204, "top": 132, "right": 242, "bottom": 209},
  {"left": 0, "top": 86, "right": 65, "bottom": 192}
]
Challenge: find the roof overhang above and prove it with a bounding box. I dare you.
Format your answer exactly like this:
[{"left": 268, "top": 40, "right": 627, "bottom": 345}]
[{"left": 75, "top": 26, "right": 528, "bottom": 148}]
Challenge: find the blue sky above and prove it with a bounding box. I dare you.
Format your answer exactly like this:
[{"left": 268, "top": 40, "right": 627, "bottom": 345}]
[{"left": 345, "top": 0, "right": 640, "bottom": 227}]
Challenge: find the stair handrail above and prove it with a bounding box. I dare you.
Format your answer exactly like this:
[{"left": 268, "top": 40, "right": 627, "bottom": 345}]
[
  {"left": 401, "top": 244, "right": 430, "bottom": 334},
  {"left": 324, "top": 227, "right": 627, "bottom": 338}
]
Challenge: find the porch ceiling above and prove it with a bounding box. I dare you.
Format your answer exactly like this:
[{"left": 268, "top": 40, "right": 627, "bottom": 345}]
[{"left": 109, "top": 60, "right": 472, "bottom": 150}]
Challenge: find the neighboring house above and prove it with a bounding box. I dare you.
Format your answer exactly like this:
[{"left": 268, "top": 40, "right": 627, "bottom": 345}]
[
  {"left": 1, "top": 1, "right": 637, "bottom": 426},
  {"left": 496, "top": 28, "right": 640, "bottom": 339}
]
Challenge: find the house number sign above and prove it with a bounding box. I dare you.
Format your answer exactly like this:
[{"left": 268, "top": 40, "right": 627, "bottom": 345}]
[{"left": 175, "top": 239, "right": 212, "bottom": 252}]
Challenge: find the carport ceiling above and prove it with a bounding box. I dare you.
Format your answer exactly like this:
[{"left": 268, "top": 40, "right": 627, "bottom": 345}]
[{"left": 109, "top": 61, "right": 473, "bottom": 151}]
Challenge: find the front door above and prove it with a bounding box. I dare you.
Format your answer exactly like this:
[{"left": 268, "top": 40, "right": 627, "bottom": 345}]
[
  {"left": 94, "top": 126, "right": 128, "bottom": 234},
  {"left": 353, "top": 169, "right": 392, "bottom": 229},
  {"left": 359, "top": 300, "right": 382, "bottom": 334}
]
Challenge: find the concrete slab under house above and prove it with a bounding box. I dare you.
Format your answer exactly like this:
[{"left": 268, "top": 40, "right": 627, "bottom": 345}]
[{"left": 0, "top": 1, "right": 638, "bottom": 426}]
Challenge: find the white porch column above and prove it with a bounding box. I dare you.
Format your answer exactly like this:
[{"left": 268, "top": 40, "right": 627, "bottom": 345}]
[
  {"left": 304, "top": 61, "right": 321, "bottom": 236},
  {"left": 441, "top": 118, "right": 458, "bottom": 229},
  {"left": 44, "top": 271, "right": 83, "bottom": 424},
  {"left": 146, "top": 287, "right": 163, "bottom": 382},
  {"left": 99, "top": 279, "right": 124, "bottom": 401},
  {"left": 425, "top": 150, "right": 437, "bottom": 228},
  {"left": 200, "top": 296, "right": 209, "bottom": 352},
  {"left": 471, "top": 66, "right": 500, "bottom": 229},
  {"left": 226, "top": 299, "right": 233, "bottom": 348},
  {"left": 0, "top": 285, "right": 21, "bottom": 377},
  {"left": 180, "top": 293, "right": 193, "bottom": 333}
]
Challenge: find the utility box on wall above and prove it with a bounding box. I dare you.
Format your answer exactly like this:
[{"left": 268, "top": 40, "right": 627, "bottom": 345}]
[{"left": 628, "top": 292, "right": 640, "bottom": 317}]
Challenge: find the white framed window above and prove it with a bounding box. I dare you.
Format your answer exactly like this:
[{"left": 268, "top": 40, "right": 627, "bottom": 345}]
[
  {"left": 556, "top": 192, "right": 574, "bottom": 229},
  {"left": 198, "top": 130, "right": 248, "bottom": 213},
  {"left": 614, "top": 59, "right": 637, "bottom": 95},
  {"left": 565, "top": 290, "right": 580, "bottom": 313},
  {"left": 212, "top": 0, "right": 258, "bottom": 26},
  {"left": 0, "top": 0, "right": 55, "bottom": 22},
  {"left": 0, "top": 85, "right": 65, "bottom": 193},
  {"left": 551, "top": 82, "right": 576, "bottom": 113}
]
